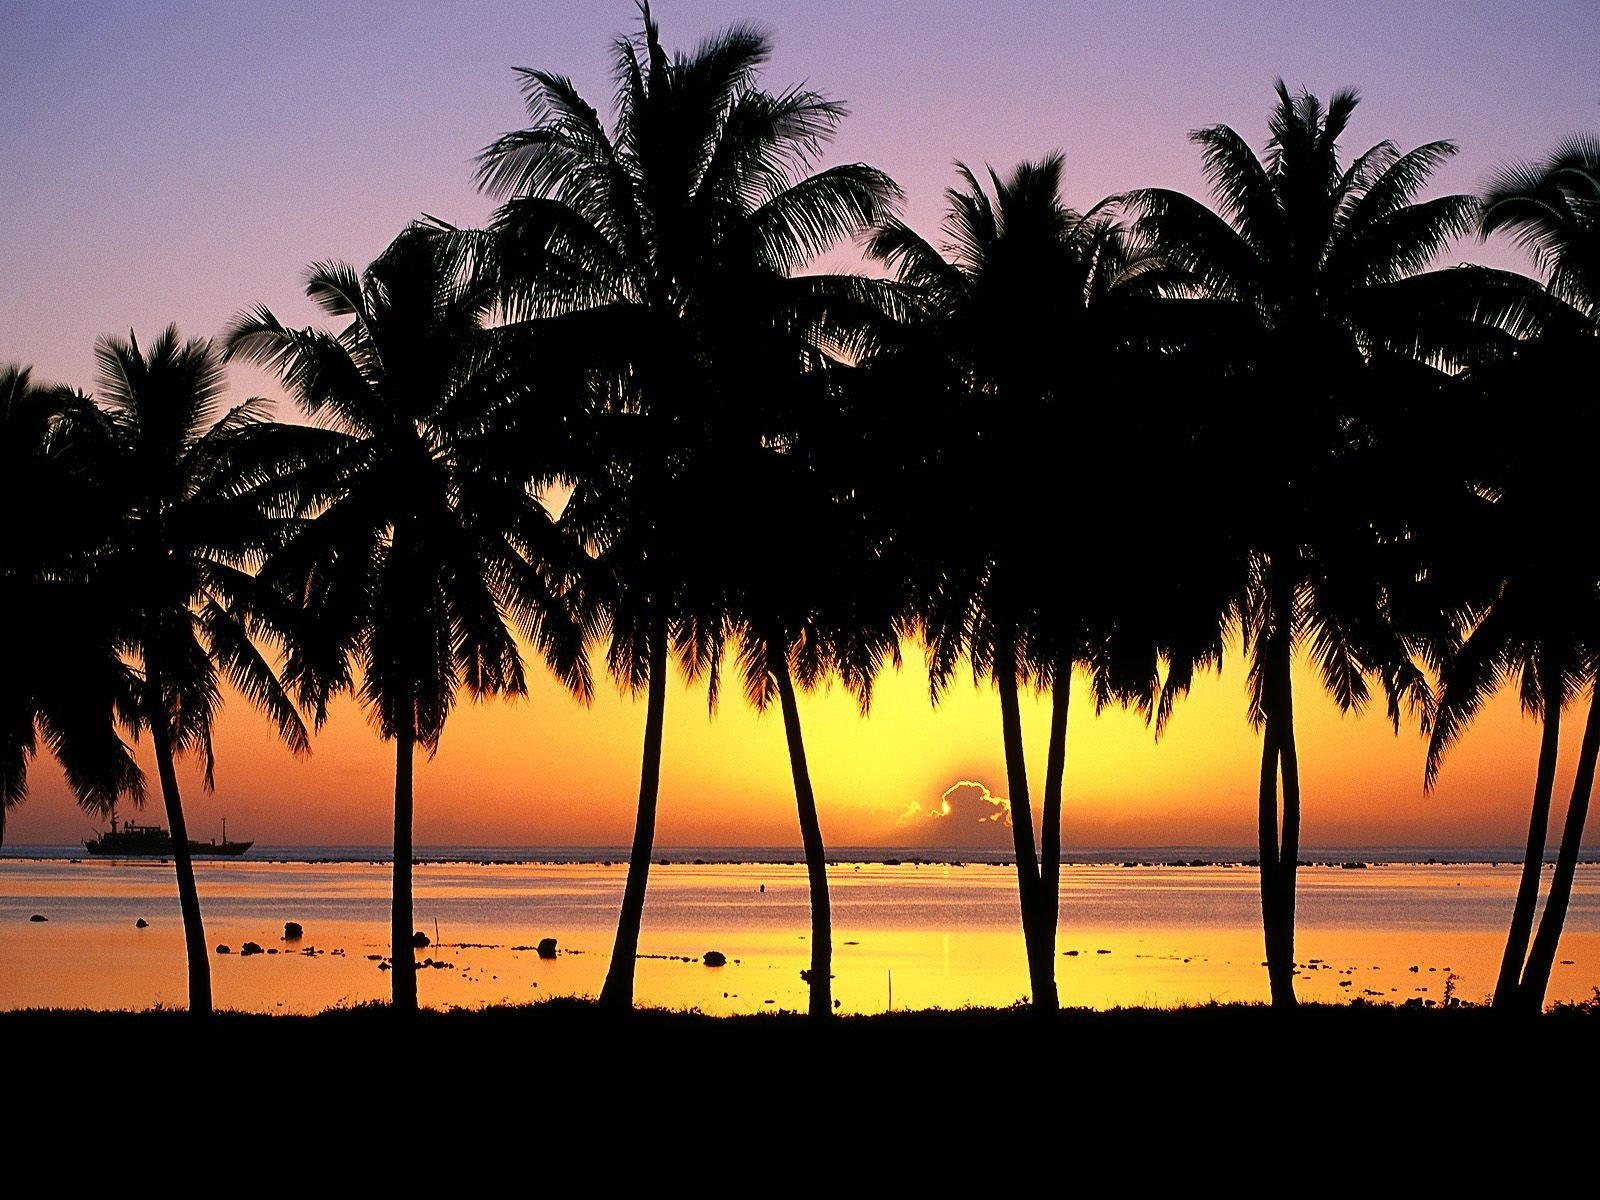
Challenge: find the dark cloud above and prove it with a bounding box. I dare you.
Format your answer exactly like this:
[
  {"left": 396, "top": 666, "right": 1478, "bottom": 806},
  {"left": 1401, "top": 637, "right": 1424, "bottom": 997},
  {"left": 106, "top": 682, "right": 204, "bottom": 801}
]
[{"left": 898, "top": 779, "right": 1013, "bottom": 848}]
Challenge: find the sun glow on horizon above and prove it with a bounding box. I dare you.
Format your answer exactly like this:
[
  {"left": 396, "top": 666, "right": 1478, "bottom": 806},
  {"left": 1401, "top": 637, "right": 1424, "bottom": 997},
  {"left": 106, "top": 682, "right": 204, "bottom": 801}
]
[{"left": 10, "top": 638, "right": 1592, "bottom": 851}]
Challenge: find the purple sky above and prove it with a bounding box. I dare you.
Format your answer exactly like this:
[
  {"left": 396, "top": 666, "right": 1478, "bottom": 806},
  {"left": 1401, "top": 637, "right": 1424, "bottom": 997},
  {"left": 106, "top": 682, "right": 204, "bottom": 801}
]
[{"left": 3, "top": 0, "right": 1595, "bottom": 399}]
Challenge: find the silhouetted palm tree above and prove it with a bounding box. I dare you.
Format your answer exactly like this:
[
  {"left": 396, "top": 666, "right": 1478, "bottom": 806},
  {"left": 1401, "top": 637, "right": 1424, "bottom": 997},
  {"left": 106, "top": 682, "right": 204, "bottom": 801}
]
[
  {"left": 1423, "top": 354, "right": 1597, "bottom": 1010},
  {"left": 722, "top": 402, "right": 903, "bottom": 1018},
  {"left": 867, "top": 155, "right": 1201, "bottom": 1011},
  {"left": 1, "top": 365, "right": 140, "bottom": 843},
  {"left": 1126, "top": 83, "right": 1525, "bottom": 1005},
  {"left": 1444, "top": 134, "right": 1600, "bottom": 1013},
  {"left": 475, "top": 5, "right": 898, "bottom": 1011},
  {"left": 91, "top": 328, "right": 310, "bottom": 1015},
  {"left": 226, "top": 226, "right": 590, "bottom": 1013}
]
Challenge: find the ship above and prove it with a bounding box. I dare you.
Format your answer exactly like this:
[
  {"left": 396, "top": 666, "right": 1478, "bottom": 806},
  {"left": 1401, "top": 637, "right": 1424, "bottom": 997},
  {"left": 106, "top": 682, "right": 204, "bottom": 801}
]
[{"left": 84, "top": 811, "right": 253, "bottom": 857}]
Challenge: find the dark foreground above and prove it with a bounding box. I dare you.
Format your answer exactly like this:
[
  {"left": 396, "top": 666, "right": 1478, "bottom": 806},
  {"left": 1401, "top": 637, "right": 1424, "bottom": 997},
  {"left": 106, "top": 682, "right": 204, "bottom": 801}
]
[{"left": 8, "top": 1000, "right": 1596, "bottom": 1169}]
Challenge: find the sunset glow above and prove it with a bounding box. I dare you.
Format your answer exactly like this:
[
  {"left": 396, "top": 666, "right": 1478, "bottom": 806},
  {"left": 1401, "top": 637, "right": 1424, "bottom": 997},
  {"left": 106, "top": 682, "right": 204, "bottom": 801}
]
[{"left": 5, "top": 1, "right": 1600, "bottom": 1036}]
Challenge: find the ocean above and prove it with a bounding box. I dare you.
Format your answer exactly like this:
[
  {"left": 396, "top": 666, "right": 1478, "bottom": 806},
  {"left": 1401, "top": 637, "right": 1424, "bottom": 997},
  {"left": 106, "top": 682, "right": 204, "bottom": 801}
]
[{"left": 2, "top": 847, "right": 1596, "bottom": 1014}]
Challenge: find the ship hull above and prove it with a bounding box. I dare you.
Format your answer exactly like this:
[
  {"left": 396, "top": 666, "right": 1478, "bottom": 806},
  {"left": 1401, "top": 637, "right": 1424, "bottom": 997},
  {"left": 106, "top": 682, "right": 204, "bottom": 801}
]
[{"left": 83, "top": 837, "right": 253, "bottom": 857}]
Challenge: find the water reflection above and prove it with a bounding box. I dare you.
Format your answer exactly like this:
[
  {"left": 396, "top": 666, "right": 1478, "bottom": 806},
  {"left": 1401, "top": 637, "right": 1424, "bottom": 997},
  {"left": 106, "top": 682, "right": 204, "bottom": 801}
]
[{"left": 1, "top": 860, "right": 1595, "bottom": 1014}]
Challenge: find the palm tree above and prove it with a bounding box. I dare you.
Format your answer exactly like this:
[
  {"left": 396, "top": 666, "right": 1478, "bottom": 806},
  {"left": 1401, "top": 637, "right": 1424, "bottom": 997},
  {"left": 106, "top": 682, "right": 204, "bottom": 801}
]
[
  {"left": 867, "top": 155, "right": 1207, "bottom": 1011},
  {"left": 721, "top": 397, "right": 903, "bottom": 1018},
  {"left": 1, "top": 365, "right": 141, "bottom": 844},
  {"left": 474, "top": 4, "right": 899, "bottom": 1012},
  {"left": 91, "top": 327, "right": 310, "bottom": 1015},
  {"left": 1126, "top": 83, "right": 1525, "bottom": 1005},
  {"left": 226, "top": 225, "right": 590, "bottom": 1013},
  {"left": 1434, "top": 135, "right": 1600, "bottom": 1013},
  {"left": 1422, "top": 359, "right": 1597, "bottom": 1009}
]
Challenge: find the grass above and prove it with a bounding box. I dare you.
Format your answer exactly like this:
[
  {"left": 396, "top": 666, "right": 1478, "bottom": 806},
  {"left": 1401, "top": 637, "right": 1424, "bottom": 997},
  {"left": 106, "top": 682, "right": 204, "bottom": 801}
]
[{"left": 8, "top": 998, "right": 1596, "bottom": 1162}]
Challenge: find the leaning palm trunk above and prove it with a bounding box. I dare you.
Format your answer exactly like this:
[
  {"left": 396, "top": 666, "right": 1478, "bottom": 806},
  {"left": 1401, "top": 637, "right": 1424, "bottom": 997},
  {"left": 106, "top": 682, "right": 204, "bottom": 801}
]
[
  {"left": 391, "top": 724, "right": 418, "bottom": 1012},
  {"left": 1518, "top": 685, "right": 1600, "bottom": 1012},
  {"left": 1258, "top": 622, "right": 1300, "bottom": 1007},
  {"left": 150, "top": 729, "right": 211, "bottom": 1017},
  {"left": 1495, "top": 684, "right": 1562, "bottom": 1009},
  {"left": 995, "top": 630, "right": 1056, "bottom": 1012},
  {"left": 773, "top": 658, "right": 832, "bottom": 1018},
  {"left": 1039, "top": 665, "right": 1070, "bottom": 953},
  {"left": 599, "top": 624, "right": 670, "bottom": 1012},
  {"left": 151, "top": 722, "right": 212, "bottom": 1016}
]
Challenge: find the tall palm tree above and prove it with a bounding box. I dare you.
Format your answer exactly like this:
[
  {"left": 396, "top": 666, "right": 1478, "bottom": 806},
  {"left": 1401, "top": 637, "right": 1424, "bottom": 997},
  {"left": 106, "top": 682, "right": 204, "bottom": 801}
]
[
  {"left": 721, "top": 395, "right": 903, "bottom": 1018},
  {"left": 91, "top": 327, "right": 310, "bottom": 1015},
  {"left": 1423, "top": 354, "right": 1597, "bottom": 1010},
  {"left": 867, "top": 156, "right": 1204, "bottom": 1012},
  {"left": 1437, "top": 135, "right": 1600, "bottom": 1013},
  {"left": 226, "top": 226, "right": 590, "bottom": 1013},
  {"left": 1126, "top": 83, "right": 1522, "bottom": 1005},
  {"left": 1, "top": 365, "right": 141, "bottom": 843},
  {"left": 475, "top": 5, "right": 899, "bottom": 1012}
]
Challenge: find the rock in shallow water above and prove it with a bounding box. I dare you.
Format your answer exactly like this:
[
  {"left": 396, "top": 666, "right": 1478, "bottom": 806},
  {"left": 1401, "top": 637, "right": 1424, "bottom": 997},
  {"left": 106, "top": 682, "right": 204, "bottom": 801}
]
[
  {"left": 135, "top": 918, "right": 149, "bottom": 928},
  {"left": 704, "top": 950, "right": 727, "bottom": 967},
  {"left": 240, "top": 941, "right": 263, "bottom": 956},
  {"left": 536, "top": 937, "right": 558, "bottom": 960},
  {"left": 216, "top": 944, "right": 232, "bottom": 955},
  {"left": 28, "top": 914, "right": 47, "bottom": 922},
  {"left": 412, "top": 931, "right": 430, "bottom": 948},
  {"left": 283, "top": 921, "right": 303, "bottom": 940}
]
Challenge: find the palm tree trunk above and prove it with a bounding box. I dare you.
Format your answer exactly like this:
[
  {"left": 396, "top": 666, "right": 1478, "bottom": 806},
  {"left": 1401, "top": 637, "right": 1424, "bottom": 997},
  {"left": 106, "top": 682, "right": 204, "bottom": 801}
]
[
  {"left": 599, "top": 621, "right": 669, "bottom": 1012},
  {"left": 1256, "top": 704, "right": 1288, "bottom": 1006},
  {"left": 1275, "top": 641, "right": 1301, "bottom": 1006},
  {"left": 1258, "top": 616, "right": 1298, "bottom": 1008},
  {"left": 1494, "top": 683, "right": 1562, "bottom": 1009},
  {"left": 774, "top": 656, "right": 832, "bottom": 1019},
  {"left": 150, "top": 724, "right": 212, "bottom": 1016},
  {"left": 995, "top": 629, "right": 1054, "bottom": 1012},
  {"left": 1517, "top": 684, "right": 1600, "bottom": 1013},
  {"left": 391, "top": 723, "right": 417, "bottom": 1013},
  {"left": 1039, "top": 661, "right": 1070, "bottom": 943}
]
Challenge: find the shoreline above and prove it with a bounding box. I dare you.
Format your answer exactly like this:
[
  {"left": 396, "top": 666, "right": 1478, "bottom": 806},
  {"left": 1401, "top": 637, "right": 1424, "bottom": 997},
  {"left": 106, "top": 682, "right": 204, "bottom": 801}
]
[{"left": 5, "top": 846, "right": 1596, "bottom": 868}]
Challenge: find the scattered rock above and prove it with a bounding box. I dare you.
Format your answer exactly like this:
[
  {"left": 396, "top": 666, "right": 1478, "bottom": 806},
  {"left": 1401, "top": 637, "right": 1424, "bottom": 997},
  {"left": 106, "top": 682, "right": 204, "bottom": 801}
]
[
  {"left": 412, "top": 931, "right": 430, "bottom": 948},
  {"left": 378, "top": 961, "right": 391, "bottom": 971},
  {"left": 240, "top": 941, "right": 263, "bottom": 956},
  {"left": 1096, "top": 949, "right": 1111, "bottom": 955},
  {"left": 704, "top": 950, "right": 727, "bottom": 967},
  {"left": 283, "top": 921, "right": 303, "bottom": 940},
  {"left": 28, "top": 914, "right": 47, "bottom": 922},
  {"left": 216, "top": 944, "right": 232, "bottom": 954},
  {"left": 365, "top": 954, "right": 383, "bottom": 961},
  {"left": 1063, "top": 949, "right": 1080, "bottom": 956},
  {"left": 536, "top": 937, "right": 558, "bottom": 960},
  {"left": 135, "top": 918, "right": 149, "bottom": 928}
]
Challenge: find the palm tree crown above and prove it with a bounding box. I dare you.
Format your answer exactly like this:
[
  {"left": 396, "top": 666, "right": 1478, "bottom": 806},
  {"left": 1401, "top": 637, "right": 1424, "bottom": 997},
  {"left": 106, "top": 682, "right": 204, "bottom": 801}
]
[{"left": 1, "top": 365, "right": 140, "bottom": 842}]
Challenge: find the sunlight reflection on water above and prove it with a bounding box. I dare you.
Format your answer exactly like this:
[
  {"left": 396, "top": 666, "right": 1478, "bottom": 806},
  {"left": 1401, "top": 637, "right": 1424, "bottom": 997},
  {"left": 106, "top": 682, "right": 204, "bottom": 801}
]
[{"left": 1, "top": 860, "right": 1595, "bottom": 1014}]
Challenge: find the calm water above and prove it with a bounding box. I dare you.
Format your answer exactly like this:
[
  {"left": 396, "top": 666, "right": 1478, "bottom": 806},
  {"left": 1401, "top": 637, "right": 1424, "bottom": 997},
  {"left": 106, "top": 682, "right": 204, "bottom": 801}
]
[{"left": 2, "top": 850, "right": 1597, "bottom": 1014}]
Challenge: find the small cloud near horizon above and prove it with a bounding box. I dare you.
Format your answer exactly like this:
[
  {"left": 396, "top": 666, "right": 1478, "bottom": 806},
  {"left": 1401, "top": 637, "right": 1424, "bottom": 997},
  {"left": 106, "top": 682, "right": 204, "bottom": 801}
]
[{"left": 898, "top": 779, "right": 1013, "bottom": 848}]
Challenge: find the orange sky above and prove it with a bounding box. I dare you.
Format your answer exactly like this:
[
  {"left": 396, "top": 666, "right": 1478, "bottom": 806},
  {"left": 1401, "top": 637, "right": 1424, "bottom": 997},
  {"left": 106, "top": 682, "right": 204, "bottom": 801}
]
[{"left": 11, "top": 641, "right": 1595, "bottom": 849}]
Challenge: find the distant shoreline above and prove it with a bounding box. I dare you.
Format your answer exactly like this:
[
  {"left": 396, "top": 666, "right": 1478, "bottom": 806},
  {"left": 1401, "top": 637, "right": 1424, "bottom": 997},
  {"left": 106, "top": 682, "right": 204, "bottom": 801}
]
[{"left": 3, "top": 845, "right": 1596, "bottom": 867}]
